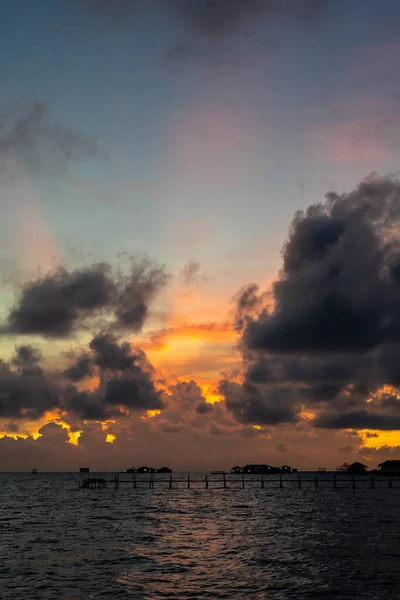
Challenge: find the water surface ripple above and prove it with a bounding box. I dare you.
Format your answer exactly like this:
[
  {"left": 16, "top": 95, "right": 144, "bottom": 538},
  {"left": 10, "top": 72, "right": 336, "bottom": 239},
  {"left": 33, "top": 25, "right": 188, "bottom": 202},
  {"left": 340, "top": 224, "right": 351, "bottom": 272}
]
[{"left": 1, "top": 473, "right": 400, "bottom": 599}]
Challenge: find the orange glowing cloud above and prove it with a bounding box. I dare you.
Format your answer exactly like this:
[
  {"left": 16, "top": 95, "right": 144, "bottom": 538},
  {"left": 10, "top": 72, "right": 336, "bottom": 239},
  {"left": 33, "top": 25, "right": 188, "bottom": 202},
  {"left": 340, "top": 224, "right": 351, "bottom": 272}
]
[{"left": 141, "top": 320, "right": 240, "bottom": 391}]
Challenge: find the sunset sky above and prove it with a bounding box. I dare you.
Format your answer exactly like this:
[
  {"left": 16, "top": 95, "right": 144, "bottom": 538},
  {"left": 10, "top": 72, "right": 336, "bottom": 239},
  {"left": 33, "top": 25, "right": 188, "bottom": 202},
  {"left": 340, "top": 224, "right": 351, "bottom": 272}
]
[{"left": 1, "top": 0, "right": 400, "bottom": 471}]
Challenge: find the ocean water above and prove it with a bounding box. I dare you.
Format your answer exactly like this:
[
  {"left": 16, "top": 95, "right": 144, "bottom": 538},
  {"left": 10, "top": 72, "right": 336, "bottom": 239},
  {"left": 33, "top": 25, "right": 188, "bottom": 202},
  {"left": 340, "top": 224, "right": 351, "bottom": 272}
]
[{"left": 1, "top": 472, "right": 400, "bottom": 599}]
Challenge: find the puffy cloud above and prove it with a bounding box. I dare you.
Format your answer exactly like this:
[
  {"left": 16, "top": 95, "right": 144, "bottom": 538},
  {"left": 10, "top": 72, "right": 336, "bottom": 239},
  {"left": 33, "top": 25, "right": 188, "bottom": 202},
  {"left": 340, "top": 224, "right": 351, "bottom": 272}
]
[
  {"left": 63, "top": 333, "right": 164, "bottom": 422},
  {"left": 0, "top": 332, "right": 163, "bottom": 423},
  {"left": 64, "top": 354, "right": 93, "bottom": 382},
  {"left": 2, "top": 259, "right": 169, "bottom": 338},
  {"left": 221, "top": 175, "right": 400, "bottom": 432},
  {"left": 0, "top": 348, "right": 59, "bottom": 419},
  {"left": 219, "top": 379, "right": 298, "bottom": 426},
  {"left": 196, "top": 401, "right": 213, "bottom": 415}
]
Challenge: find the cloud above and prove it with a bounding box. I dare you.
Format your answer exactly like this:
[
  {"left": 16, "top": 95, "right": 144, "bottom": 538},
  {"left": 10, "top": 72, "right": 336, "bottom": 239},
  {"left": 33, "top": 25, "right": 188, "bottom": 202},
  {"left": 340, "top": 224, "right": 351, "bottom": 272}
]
[
  {"left": 2, "top": 258, "right": 169, "bottom": 338},
  {"left": 233, "top": 283, "right": 271, "bottom": 332},
  {"left": 0, "top": 348, "right": 59, "bottom": 419},
  {"left": 313, "top": 410, "right": 400, "bottom": 430},
  {"left": 0, "top": 330, "right": 165, "bottom": 423},
  {"left": 78, "top": 0, "right": 331, "bottom": 62},
  {"left": 90, "top": 333, "right": 140, "bottom": 371},
  {"left": 63, "top": 354, "right": 93, "bottom": 382},
  {"left": 219, "top": 379, "right": 298, "bottom": 425},
  {"left": 63, "top": 333, "right": 164, "bottom": 422},
  {"left": 0, "top": 101, "right": 97, "bottom": 173},
  {"left": 358, "top": 444, "right": 400, "bottom": 457},
  {"left": 196, "top": 401, "right": 213, "bottom": 415},
  {"left": 181, "top": 260, "right": 209, "bottom": 285},
  {"left": 244, "top": 175, "right": 400, "bottom": 354},
  {"left": 220, "top": 175, "right": 400, "bottom": 432}
]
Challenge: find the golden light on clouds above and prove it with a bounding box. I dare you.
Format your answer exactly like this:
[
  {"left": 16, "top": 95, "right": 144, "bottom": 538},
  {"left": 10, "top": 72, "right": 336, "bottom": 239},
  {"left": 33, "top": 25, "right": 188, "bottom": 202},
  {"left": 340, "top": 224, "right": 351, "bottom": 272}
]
[
  {"left": 300, "top": 410, "right": 316, "bottom": 421},
  {"left": 359, "top": 430, "right": 400, "bottom": 448},
  {"left": 106, "top": 433, "right": 116, "bottom": 444},
  {"left": 141, "top": 410, "right": 161, "bottom": 420}
]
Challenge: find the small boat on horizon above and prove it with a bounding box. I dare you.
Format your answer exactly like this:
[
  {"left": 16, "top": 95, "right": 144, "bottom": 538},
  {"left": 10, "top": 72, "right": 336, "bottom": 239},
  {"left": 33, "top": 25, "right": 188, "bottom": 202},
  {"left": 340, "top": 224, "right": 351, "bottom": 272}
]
[{"left": 32, "top": 468, "right": 37, "bottom": 474}]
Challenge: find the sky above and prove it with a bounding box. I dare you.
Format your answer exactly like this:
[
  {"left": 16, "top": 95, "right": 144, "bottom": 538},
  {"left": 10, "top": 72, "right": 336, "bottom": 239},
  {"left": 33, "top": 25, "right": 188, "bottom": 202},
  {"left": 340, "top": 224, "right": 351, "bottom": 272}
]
[{"left": 2, "top": 0, "right": 400, "bottom": 471}]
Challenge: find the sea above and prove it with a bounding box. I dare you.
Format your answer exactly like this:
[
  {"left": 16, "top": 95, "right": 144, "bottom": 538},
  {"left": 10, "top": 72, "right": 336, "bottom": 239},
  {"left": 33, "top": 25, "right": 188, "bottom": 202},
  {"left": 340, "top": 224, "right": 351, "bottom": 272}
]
[{"left": 1, "top": 472, "right": 400, "bottom": 599}]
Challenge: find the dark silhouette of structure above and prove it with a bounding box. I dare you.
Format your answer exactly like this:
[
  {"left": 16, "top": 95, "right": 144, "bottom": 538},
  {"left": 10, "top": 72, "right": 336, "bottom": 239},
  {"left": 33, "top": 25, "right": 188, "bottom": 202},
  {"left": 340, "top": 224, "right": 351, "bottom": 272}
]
[
  {"left": 377, "top": 460, "right": 400, "bottom": 475},
  {"left": 239, "top": 464, "right": 294, "bottom": 474},
  {"left": 126, "top": 466, "right": 172, "bottom": 473},
  {"left": 346, "top": 462, "right": 368, "bottom": 474},
  {"left": 79, "top": 467, "right": 90, "bottom": 473},
  {"left": 80, "top": 477, "right": 106, "bottom": 489}
]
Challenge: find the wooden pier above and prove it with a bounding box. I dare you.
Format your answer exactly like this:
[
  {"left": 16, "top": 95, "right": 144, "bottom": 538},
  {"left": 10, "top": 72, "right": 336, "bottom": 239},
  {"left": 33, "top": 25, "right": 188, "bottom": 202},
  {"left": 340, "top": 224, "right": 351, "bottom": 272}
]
[
  {"left": 79, "top": 473, "right": 399, "bottom": 491},
  {"left": 79, "top": 477, "right": 107, "bottom": 489}
]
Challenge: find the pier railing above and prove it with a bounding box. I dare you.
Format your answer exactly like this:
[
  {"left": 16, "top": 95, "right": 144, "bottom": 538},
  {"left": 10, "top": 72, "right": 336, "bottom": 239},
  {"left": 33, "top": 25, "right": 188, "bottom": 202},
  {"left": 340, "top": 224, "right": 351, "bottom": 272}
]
[{"left": 79, "top": 473, "right": 400, "bottom": 491}]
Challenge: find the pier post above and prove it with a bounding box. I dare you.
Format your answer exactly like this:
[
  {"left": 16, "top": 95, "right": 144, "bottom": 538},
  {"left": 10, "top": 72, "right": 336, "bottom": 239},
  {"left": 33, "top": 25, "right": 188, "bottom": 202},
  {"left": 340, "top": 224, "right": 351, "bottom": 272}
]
[
  {"left": 169, "top": 475, "right": 172, "bottom": 489},
  {"left": 389, "top": 477, "right": 393, "bottom": 489},
  {"left": 298, "top": 474, "right": 301, "bottom": 489},
  {"left": 150, "top": 475, "right": 154, "bottom": 489},
  {"left": 205, "top": 475, "right": 208, "bottom": 489},
  {"left": 187, "top": 475, "right": 190, "bottom": 489},
  {"left": 280, "top": 474, "right": 283, "bottom": 488},
  {"left": 242, "top": 473, "right": 245, "bottom": 489},
  {"left": 133, "top": 474, "right": 136, "bottom": 489},
  {"left": 114, "top": 476, "right": 117, "bottom": 490},
  {"left": 333, "top": 475, "right": 337, "bottom": 489},
  {"left": 315, "top": 475, "right": 318, "bottom": 489},
  {"left": 261, "top": 473, "right": 264, "bottom": 489},
  {"left": 223, "top": 474, "right": 227, "bottom": 489},
  {"left": 352, "top": 475, "right": 356, "bottom": 493}
]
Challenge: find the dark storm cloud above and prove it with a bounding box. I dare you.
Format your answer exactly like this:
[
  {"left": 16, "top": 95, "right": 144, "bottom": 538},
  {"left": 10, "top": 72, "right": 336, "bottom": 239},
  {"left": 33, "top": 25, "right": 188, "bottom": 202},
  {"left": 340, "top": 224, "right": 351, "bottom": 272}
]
[
  {"left": 0, "top": 331, "right": 164, "bottom": 422},
  {"left": 104, "top": 374, "right": 164, "bottom": 410},
  {"left": 0, "top": 348, "right": 59, "bottom": 419},
  {"left": 234, "top": 284, "right": 269, "bottom": 332},
  {"left": 113, "top": 259, "right": 169, "bottom": 331},
  {"left": 244, "top": 176, "right": 400, "bottom": 354},
  {"left": 196, "top": 401, "right": 213, "bottom": 415},
  {"left": 90, "top": 333, "right": 136, "bottom": 371},
  {"left": 12, "top": 345, "right": 42, "bottom": 368},
  {"left": 313, "top": 410, "right": 400, "bottom": 430},
  {"left": 2, "top": 259, "right": 169, "bottom": 338},
  {"left": 0, "top": 101, "right": 97, "bottom": 170},
  {"left": 63, "top": 354, "right": 93, "bottom": 382},
  {"left": 222, "top": 175, "right": 400, "bottom": 431},
  {"left": 63, "top": 387, "right": 109, "bottom": 421},
  {"left": 219, "top": 379, "right": 298, "bottom": 425},
  {"left": 62, "top": 333, "right": 163, "bottom": 421},
  {"left": 4, "top": 263, "right": 112, "bottom": 337}
]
